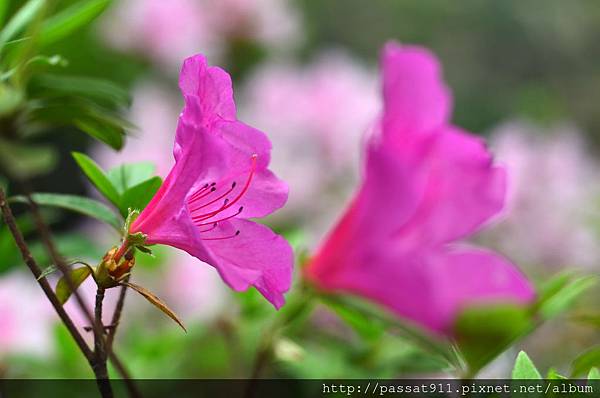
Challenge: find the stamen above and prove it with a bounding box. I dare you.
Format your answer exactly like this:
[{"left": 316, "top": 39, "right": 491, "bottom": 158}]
[
  {"left": 192, "top": 155, "right": 257, "bottom": 222},
  {"left": 198, "top": 222, "right": 218, "bottom": 233},
  {"left": 189, "top": 182, "right": 216, "bottom": 202},
  {"left": 193, "top": 207, "right": 243, "bottom": 226},
  {"left": 201, "top": 230, "right": 240, "bottom": 241},
  {"left": 189, "top": 181, "right": 237, "bottom": 213}
]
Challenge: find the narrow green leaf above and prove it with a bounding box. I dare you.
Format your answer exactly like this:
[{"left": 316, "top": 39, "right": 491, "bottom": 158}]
[
  {"left": 572, "top": 346, "right": 600, "bottom": 377},
  {"left": 322, "top": 297, "right": 385, "bottom": 341},
  {"left": 574, "top": 313, "right": 600, "bottom": 329},
  {"left": 0, "top": 1, "right": 9, "bottom": 27},
  {"left": 33, "top": 74, "right": 130, "bottom": 107},
  {"left": 39, "top": 0, "right": 111, "bottom": 46},
  {"left": 0, "top": 138, "right": 56, "bottom": 178},
  {"left": 122, "top": 281, "right": 186, "bottom": 332},
  {"left": 72, "top": 151, "right": 121, "bottom": 208},
  {"left": 0, "top": 0, "right": 46, "bottom": 50},
  {"left": 10, "top": 193, "right": 121, "bottom": 230},
  {"left": 455, "top": 304, "right": 533, "bottom": 376},
  {"left": 537, "top": 275, "right": 597, "bottom": 320},
  {"left": 119, "top": 177, "right": 161, "bottom": 216},
  {"left": 512, "top": 351, "right": 542, "bottom": 379},
  {"left": 37, "top": 264, "right": 58, "bottom": 280},
  {"left": 546, "top": 367, "right": 567, "bottom": 379},
  {"left": 74, "top": 117, "right": 124, "bottom": 150},
  {"left": 588, "top": 367, "right": 600, "bottom": 380},
  {"left": 56, "top": 266, "right": 91, "bottom": 304},
  {"left": 107, "top": 162, "right": 156, "bottom": 194}
]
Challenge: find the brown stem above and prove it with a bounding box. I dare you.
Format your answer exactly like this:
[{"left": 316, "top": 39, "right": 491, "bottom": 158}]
[
  {"left": 108, "top": 352, "right": 143, "bottom": 398},
  {"left": 25, "top": 193, "right": 97, "bottom": 327},
  {"left": 2, "top": 188, "right": 142, "bottom": 397},
  {"left": 106, "top": 279, "right": 129, "bottom": 351},
  {"left": 0, "top": 188, "right": 93, "bottom": 362},
  {"left": 93, "top": 287, "right": 113, "bottom": 398}
]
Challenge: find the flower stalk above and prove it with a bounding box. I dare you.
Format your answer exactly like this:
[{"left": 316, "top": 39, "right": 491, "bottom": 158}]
[{"left": 0, "top": 188, "right": 140, "bottom": 398}]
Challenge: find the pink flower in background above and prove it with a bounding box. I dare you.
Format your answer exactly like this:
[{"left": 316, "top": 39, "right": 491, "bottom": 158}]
[
  {"left": 241, "top": 52, "right": 379, "bottom": 229},
  {"left": 305, "top": 42, "right": 535, "bottom": 336},
  {"left": 101, "top": 0, "right": 300, "bottom": 71},
  {"left": 129, "top": 54, "right": 293, "bottom": 308},
  {"left": 0, "top": 271, "right": 55, "bottom": 358},
  {"left": 483, "top": 121, "right": 600, "bottom": 270},
  {"left": 163, "top": 250, "right": 228, "bottom": 321}
]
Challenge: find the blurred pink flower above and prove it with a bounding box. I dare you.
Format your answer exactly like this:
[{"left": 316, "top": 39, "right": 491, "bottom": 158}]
[
  {"left": 162, "top": 249, "right": 228, "bottom": 321},
  {"left": 130, "top": 54, "right": 292, "bottom": 308},
  {"left": 101, "top": 0, "right": 300, "bottom": 70},
  {"left": 0, "top": 271, "right": 55, "bottom": 358},
  {"left": 484, "top": 120, "right": 600, "bottom": 270},
  {"left": 241, "top": 51, "right": 379, "bottom": 227},
  {"left": 305, "top": 42, "right": 535, "bottom": 336}
]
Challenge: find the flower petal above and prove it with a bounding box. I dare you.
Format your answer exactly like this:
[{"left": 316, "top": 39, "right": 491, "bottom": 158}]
[
  {"left": 201, "top": 219, "right": 293, "bottom": 308},
  {"left": 179, "top": 54, "right": 236, "bottom": 121},
  {"left": 396, "top": 126, "right": 507, "bottom": 247},
  {"left": 428, "top": 246, "right": 536, "bottom": 334},
  {"left": 381, "top": 41, "right": 451, "bottom": 139},
  {"left": 309, "top": 244, "right": 534, "bottom": 336}
]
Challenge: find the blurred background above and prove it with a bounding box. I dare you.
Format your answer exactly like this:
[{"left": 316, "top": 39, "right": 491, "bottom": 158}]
[{"left": 1, "top": 0, "right": 600, "bottom": 379}]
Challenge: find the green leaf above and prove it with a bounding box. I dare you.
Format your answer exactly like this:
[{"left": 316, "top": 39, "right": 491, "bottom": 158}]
[
  {"left": 0, "top": 138, "right": 57, "bottom": 178},
  {"left": 536, "top": 274, "right": 597, "bottom": 320},
  {"left": 0, "top": 1, "right": 9, "bottom": 27},
  {"left": 10, "top": 193, "right": 122, "bottom": 230},
  {"left": 56, "top": 266, "right": 92, "bottom": 304},
  {"left": 573, "top": 313, "right": 600, "bottom": 328},
  {"left": 23, "top": 98, "right": 131, "bottom": 150},
  {"left": 74, "top": 117, "right": 124, "bottom": 150},
  {"left": 37, "top": 264, "right": 58, "bottom": 280},
  {"left": 33, "top": 74, "right": 130, "bottom": 107},
  {"left": 322, "top": 297, "right": 385, "bottom": 341},
  {"left": 571, "top": 346, "right": 600, "bottom": 377},
  {"left": 455, "top": 304, "right": 534, "bottom": 376},
  {"left": 546, "top": 367, "right": 567, "bottom": 379},
  {"left": 39, "top": 0, "right": 111, "bottom": 46},
  {"left": 72, "top": 151, "right": 121, "bottom": 208},
  {"left": 119, "top": 177, "right": 162, "bottom": 216},
  {"left": 0, "top": 84, "right": 24, "bottom": 116},
  {"left": 512, "top": 351, "right": 542, "bottom": 379},
  {"left": 0, "top": 0, "right": 46, "bottom": 51},
  {"left": 107, "top": 162, "right": 156, "bottom": 194},
  {"left": 122, "top": 281, "right": 186, "bottom": 332},
  {"left": 588, "top": 367, "right": 600, "bottom": 380}
]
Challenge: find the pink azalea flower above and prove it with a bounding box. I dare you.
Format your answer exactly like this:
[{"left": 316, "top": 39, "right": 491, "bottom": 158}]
[
  {"left": 305, "top": 42, "right": 536, "bottom": 336},
  {"left": 484, "top": 120, "right": 600, "bottom": 270},
  {"left": 240, "top": 52, "right": 379, "bottom": 230},
  {"left": 101, "top": 0, "right": 300, "bottom": 71},
  {"left": 128, "top": 55, "right": 293, "bottom": 308}
]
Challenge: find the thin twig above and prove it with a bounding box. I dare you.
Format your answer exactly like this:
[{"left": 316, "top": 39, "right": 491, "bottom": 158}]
[
  {"left": 106, "top": 279, "right": 129, "bottom": 351},
  {"left": 108, "top": 352, "right": 143, "bottom": 398},
  {"left": 22, "top": 192, "right": 143, "bottom": 396},
  {"left": 26, "top": 194, "right": 97, "bottom": 326},
  {"left": 0, "top": 188, "right": 93, "bottom": 362},
  {"left": 93, "top": 287, "right": 113, "bottom": 398}
]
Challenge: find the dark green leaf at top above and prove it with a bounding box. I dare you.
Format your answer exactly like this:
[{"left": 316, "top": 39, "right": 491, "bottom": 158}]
[{"left": 39, "top": 0, "right": 112, "bottom": 47}]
